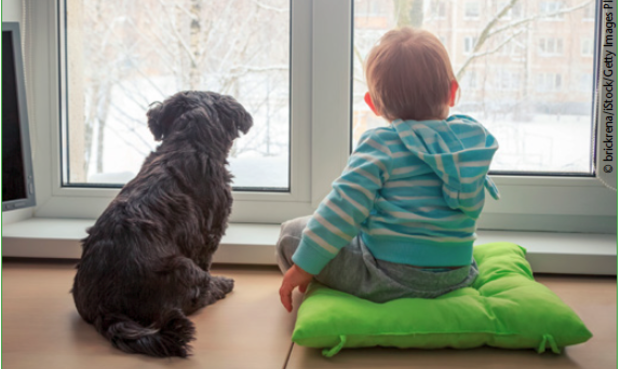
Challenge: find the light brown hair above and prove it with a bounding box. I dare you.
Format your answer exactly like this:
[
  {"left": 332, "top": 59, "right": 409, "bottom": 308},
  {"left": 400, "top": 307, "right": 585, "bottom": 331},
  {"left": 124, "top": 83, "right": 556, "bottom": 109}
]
[{"left": 365, "top": 27, "right": 457, "bottom": 121}]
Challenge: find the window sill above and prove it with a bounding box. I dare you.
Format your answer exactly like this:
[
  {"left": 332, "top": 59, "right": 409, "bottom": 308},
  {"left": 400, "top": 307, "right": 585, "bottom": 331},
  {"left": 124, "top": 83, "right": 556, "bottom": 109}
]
[{"left": 2, "top": 218, "right": 616, "bottom": 275}]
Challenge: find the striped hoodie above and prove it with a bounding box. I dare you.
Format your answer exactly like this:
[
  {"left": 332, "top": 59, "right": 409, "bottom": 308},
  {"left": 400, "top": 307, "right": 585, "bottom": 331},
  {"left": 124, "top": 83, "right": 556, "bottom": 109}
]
[{"left": 292, "top": 114, "right": 500, "bottom": 275}]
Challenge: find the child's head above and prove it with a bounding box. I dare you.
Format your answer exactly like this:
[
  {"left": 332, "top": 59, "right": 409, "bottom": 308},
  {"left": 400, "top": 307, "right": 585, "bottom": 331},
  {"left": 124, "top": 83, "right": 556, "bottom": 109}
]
[{"left": 365, "top": 27, "right": 458, "bottom": 121}]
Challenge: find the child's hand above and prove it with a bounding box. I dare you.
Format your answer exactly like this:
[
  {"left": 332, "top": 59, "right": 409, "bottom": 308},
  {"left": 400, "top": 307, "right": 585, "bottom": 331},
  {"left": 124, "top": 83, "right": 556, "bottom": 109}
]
[{"left": 279, "top": 264, "right": 313, "bottom": 312}]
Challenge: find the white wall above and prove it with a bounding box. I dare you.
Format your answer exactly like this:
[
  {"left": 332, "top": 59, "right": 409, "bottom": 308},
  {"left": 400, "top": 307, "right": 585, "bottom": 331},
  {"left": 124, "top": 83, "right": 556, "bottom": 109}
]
[{"left": 2, "top": 0, "right": 22, "bottom": 22}]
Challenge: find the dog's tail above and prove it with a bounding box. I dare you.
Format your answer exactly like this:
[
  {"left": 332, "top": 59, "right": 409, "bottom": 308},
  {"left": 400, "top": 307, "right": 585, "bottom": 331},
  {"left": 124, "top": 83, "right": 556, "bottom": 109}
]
[{"left": 94, "top": 308, "right": 195, "bottom": 358}]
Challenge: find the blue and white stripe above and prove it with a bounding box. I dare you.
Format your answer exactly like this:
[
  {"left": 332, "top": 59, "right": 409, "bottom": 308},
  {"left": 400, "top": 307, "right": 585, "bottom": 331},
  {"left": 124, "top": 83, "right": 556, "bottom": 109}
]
[{"left": 292, "top": 115, "right": 500, "bottom": 275}]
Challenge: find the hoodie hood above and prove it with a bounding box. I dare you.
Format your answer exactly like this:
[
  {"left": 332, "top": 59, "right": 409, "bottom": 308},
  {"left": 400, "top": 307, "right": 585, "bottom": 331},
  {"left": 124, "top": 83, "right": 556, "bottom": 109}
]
[{"left": 392, "top": 115, "right": 500, "bottom": 220}]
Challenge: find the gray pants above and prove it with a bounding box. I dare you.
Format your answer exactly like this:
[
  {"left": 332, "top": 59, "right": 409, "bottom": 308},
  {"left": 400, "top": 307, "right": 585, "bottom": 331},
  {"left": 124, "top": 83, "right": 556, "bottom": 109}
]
[{"left": 276, "top": 216, "right": 479, "bottom": 303}]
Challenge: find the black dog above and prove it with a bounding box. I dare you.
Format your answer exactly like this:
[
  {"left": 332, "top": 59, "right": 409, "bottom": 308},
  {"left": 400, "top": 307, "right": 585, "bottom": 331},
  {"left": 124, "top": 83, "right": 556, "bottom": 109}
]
[{"left": 71, "top": 91, "right": 252, "bottom": 358}]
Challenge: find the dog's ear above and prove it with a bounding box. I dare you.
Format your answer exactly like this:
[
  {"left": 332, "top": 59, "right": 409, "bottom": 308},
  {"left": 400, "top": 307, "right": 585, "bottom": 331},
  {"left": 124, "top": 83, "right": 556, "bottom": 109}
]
[
  {"left": 147, "top": 102, "right": 165, "bottom": 141},
  {"left": 148, "top": 92, "right": 204, "bottom": 141},
  {"left": 215, "top": 95, "right": 253, "bottom": 139}
]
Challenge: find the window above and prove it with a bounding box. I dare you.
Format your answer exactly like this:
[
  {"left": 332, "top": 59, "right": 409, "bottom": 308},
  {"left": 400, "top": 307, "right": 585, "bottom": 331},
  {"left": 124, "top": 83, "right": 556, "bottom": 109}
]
[
  {"left": 463, "top": 36, "right": 478, "bottom": 54},
  {"left": 538, "top": 37, "right": 564, "bottom": 56},
  {"left": 540, "top": 1, "right": 565, "bottom": 20},
  {"left": 430, "top": 1, "right": 447, "bottom": 20},
  {"left": 352, "top": 1, "right": 595, "bottom": 175},
  {"left": 495, "top": 70, "right": 521, "bottom": 91},
  {"left": 63, "top": 0, "right": 291, "bottom": 190},
  {"left": 23, "top": 0, "right": 615, "bottom": 233},
  {"left": 536, "top": 72, "right": 563, "bottom": 92},
  {"left": 348, "top": 0, "right": 613, "bottom": 234},
  {"left": 464, "top": 1, "right": 481, "bottom": 19},
  {"left": 38, "top": 0, "right": 333, "bottom": 223},
  {"left": 496, "top": 0, "right": 522, "bottom": 20}
]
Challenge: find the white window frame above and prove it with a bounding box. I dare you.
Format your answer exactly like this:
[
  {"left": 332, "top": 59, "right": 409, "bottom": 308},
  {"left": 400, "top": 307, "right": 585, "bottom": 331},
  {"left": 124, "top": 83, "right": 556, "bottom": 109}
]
[
  {"left": 26, "top": 0, "right": 351, "bottom": 224},
  {"left": 18, "top": 0, "right": 617, "bottom": 234}
]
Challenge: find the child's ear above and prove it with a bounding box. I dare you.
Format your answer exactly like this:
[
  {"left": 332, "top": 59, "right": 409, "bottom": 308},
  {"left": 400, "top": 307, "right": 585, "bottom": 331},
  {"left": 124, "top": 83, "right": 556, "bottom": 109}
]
[
  {"left": 364, "top": 92, "right": 379, "bottom": 116},
  {"left": 449, "top": 80, "right": 459, "bottom": 107}
]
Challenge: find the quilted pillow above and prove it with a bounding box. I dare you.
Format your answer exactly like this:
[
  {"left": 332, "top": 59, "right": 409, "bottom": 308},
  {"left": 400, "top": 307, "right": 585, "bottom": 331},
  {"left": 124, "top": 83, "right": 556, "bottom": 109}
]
[{"left": 292, "top": 242, "right": 592, "bottom": 357}]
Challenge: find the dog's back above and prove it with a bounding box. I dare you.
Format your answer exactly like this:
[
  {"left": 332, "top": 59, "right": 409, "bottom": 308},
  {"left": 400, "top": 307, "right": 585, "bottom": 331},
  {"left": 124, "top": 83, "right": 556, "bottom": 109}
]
[
  {"left": 73, "top": 171, "right": 201, "bottom": 357},
  {"left": 71, "top": 91, "right": 252, "bottom": 358}
]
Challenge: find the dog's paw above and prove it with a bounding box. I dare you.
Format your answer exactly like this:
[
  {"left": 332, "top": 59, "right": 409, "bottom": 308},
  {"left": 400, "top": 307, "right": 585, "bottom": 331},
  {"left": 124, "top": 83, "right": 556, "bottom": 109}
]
[{"left": 213, "top": 276, "right": 234, "bottom": 295}]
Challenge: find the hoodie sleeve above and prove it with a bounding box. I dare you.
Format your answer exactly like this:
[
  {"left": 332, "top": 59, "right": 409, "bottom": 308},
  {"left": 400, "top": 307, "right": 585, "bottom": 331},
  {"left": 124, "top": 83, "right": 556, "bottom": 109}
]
[{"left": 291, "top": 130, "right": 392, "bottom": 275}]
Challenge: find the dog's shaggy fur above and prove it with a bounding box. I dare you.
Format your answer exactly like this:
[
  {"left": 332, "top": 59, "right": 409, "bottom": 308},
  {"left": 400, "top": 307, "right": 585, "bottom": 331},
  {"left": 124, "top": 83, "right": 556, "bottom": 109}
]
[{"left": 71, "top": 91, "right": 252, "bottom": 358}]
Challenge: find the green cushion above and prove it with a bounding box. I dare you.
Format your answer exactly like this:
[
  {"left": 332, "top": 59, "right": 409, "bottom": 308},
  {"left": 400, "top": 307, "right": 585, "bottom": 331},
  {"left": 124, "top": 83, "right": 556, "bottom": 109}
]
[{"left": 292, "top": 242, "right": 592, "bottom": 357}]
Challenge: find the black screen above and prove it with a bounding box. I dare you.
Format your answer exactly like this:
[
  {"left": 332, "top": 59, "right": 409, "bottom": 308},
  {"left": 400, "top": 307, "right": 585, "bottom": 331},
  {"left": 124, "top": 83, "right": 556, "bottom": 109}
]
[{"left": 2, "top": 30, "right": 27, "bottom": 202}]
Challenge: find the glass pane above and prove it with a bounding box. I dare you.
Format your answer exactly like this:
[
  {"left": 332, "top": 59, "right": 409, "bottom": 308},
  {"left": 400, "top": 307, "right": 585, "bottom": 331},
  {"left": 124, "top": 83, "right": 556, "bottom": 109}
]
[
  {"left": 352, "top": 0, "right": 596, "bottom": 174},
  {"left": 64, "top": 0, "right": 290, "bottom": 189}
]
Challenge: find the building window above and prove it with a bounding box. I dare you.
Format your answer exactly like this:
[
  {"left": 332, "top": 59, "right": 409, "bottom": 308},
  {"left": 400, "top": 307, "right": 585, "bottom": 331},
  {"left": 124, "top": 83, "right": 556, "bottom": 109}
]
[
  {"left": 496, "top": 0, "right": 522, "bottom": 20},
  {"left": 431, "top": 1, "right": 447, "bottom": 19},
  {"left": 464, "top": 1, "right": 481, "bottom": 19},
  {"left": 536, "top": 72, "right": 563, "bottom": 92},
  {"left": 495, "top": 70, "right": 521, "bottom": 91},
  {"left": 538, "top": 37, "right": 564, "bottom": 56},
  {"left": 464, "top": 36, "right": 478, "bottom": 54},
  {"left": 540, "top": 1, "right": 565, "bottom": 20}
]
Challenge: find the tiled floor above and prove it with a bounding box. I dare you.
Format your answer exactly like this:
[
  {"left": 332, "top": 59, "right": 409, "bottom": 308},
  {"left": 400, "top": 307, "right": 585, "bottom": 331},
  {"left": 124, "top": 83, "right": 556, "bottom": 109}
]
[{"left": 2, "top": 259, "right": 616, "bottom": 369}]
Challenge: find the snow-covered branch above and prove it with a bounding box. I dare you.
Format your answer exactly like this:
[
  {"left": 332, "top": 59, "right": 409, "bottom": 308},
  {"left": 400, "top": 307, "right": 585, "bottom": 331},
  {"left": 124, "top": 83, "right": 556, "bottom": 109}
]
[
  {"left": 156, "top": 0, "right": 199, "bottom": 67},
  {"left": 174, "top": 3, "right": 196, "bottom": 21},
  {"left": 229, "top": 65, "right": 289, "bottom": 73},
  {"left": 458, "top": 0, "right": 594, "bottom": 79},
  {"left": 353, "top": 44, "right": 365, "bottom": 68},
  {"left": 457, "top": 29, "right": 525, "bottom": 80},
  {"left": 252, "top": 0, "right": 288, "bottom": 13},
  {"left": 470, "top": 0, "right": 519, "bottom": 55},
  {"left": 488, "top": 0, "right": 593, "bottom": 37}
]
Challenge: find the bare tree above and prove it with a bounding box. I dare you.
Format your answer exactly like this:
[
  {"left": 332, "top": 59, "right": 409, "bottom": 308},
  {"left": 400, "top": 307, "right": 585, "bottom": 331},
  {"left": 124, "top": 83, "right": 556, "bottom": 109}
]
[
  {"left": 384, "top": 0, "right": 594, "bottom": 81},
  {"left": 455, "top": 0, "right": 593, "bottom": 80},
  {"left": 393, "top": 0, "right": 425, "bottom": 28},
  {"left": 79, "top": 0, "right": 123, "bottom": 176},
  {"left": 70, "top": 0, "right": 290, "bottom": 180}
]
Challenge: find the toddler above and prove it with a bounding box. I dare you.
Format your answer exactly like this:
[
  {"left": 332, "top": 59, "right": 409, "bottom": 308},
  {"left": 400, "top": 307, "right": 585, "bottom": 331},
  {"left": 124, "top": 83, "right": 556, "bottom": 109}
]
[{"left": 277, "top": 27, "right": 500, "bottom": 312}]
